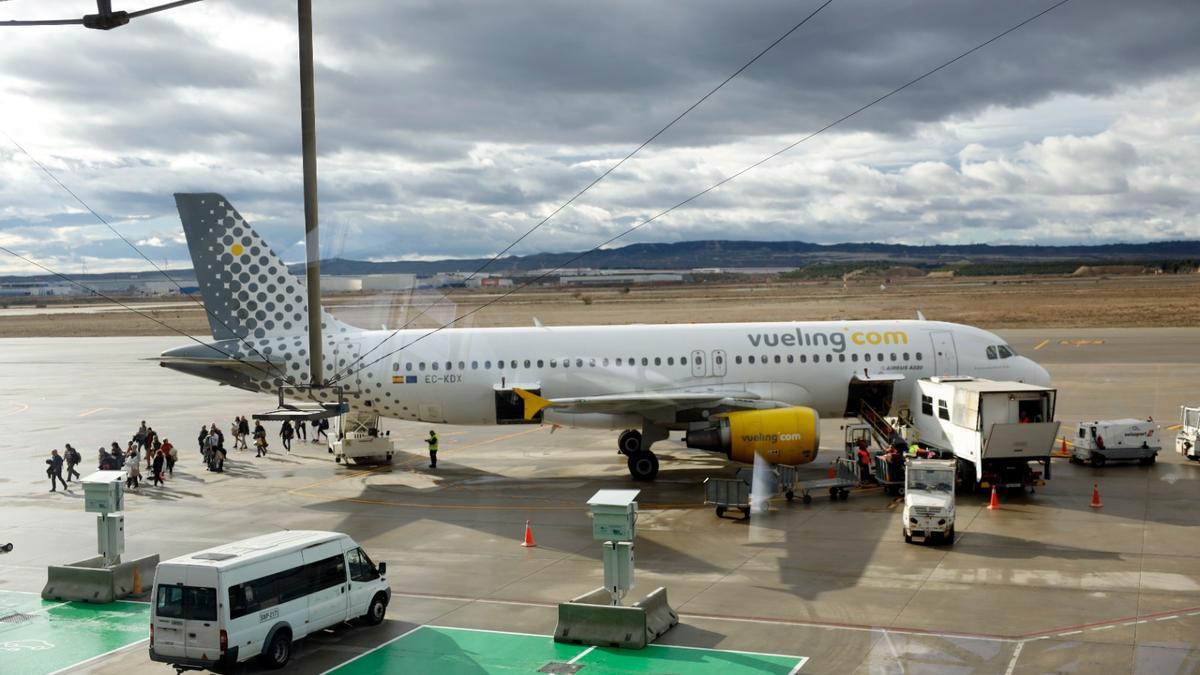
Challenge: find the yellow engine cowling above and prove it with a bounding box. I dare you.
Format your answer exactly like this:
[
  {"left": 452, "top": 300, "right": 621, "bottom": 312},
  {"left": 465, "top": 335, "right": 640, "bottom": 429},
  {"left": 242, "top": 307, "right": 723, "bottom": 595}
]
[{"left": 685, "top": 407, "right": 821, "bottom": 465}]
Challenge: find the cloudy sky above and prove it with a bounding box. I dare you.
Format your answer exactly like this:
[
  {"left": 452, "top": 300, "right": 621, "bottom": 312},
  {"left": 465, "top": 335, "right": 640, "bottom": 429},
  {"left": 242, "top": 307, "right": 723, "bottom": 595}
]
[{"left": 0, "top": 0, "right": 1197, "bottom": 275}]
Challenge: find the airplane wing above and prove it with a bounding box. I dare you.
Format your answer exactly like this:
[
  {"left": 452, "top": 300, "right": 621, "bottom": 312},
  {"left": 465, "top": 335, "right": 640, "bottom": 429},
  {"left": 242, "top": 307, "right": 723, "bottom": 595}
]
[{"left": 513, "top": 387, "right": 764, "bottom": 420}]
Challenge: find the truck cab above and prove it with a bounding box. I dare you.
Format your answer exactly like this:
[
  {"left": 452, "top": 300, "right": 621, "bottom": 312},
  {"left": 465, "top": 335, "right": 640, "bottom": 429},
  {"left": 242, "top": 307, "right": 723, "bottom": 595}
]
[
  {"left": 1178, "top": 406, "right": 1200, "bottom": 461},
  {"left": 903, "top": 459, "right": 956, "bottom": 545}
]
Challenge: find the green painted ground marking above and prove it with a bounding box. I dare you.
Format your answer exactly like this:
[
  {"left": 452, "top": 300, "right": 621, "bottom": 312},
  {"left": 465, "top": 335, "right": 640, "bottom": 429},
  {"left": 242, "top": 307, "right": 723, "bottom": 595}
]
[
  {"left": 327, "top": 626, "right": 806, "bottom": 675},
  {"left": 0, "top": 590, "right": 149, "bottom": 675}
]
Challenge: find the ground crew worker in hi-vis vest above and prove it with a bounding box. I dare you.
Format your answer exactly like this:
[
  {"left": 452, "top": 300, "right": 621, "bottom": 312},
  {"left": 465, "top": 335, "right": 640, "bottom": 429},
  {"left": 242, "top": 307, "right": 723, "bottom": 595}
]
[
  {"left": 426, "top": 430, "right": 438, "bottom": 469},
  {"left": 908, "top": 442, "right": 921, "bottom": 457}
]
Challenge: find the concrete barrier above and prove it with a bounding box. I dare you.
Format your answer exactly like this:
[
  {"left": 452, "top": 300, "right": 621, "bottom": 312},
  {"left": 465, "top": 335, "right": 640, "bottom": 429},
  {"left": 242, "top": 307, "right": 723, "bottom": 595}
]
[
  {"left": 633, "top": 586, "right": 678, "bottom": 642},
  {"left": 42, "top": 554, "right": 159, "bottom": 603},
  {"left": 555, "top": 586, "right": 678, "bottom": 650}
]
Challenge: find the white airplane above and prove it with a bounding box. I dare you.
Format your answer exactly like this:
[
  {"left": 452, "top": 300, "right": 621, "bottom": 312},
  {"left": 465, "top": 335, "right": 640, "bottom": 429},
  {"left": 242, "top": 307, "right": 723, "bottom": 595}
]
[{"left": 160, "top": 194, "right": 1051, "bottom": 480}]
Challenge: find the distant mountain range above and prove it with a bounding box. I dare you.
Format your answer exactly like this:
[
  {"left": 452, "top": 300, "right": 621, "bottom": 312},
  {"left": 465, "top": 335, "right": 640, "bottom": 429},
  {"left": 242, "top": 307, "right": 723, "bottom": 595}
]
[
  {"left": 5, "top": 239, "right": 1200, "bottom": 282},
  {"left": 298, "top": 239, "right": 1200, "bottom": 276}
]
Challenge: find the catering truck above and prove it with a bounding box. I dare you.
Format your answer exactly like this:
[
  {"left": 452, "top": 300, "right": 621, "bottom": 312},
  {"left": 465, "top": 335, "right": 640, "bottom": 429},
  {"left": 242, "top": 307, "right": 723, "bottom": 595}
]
[
  {"left": 149, "top": 531, "right": 390, "bottom": 671},
  {"left": 1072, "top": 419, "right": 1159, "bottom": 466},
  {"left": 910, "top": 377, "right": 1059, "bottom": 492}
]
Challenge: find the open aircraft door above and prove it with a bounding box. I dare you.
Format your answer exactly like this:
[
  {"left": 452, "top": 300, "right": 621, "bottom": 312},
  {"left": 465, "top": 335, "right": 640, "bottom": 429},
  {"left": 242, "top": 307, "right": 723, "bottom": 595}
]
[{"left": 930, "top": 331, "right": 959, "bottom": 376}]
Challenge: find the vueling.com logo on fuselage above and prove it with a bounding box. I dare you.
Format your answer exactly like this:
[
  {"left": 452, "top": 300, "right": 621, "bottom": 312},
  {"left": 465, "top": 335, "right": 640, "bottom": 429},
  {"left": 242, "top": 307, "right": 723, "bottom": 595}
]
[
  {"left": 741, "top": 433, "right": 804, "bottom": 444},
  {"left": 746, "top": 327, "right": 908, "bottom": 353}
]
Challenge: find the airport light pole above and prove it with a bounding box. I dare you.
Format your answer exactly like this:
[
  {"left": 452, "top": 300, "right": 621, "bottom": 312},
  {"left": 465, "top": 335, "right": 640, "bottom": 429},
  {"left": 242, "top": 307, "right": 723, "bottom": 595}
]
[{"left": 297, "top": 0, "right": 323, "bottom": 386}]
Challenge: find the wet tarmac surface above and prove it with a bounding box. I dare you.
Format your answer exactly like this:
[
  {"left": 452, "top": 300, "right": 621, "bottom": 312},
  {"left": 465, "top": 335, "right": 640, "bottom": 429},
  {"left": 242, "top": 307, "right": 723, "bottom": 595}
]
[{"left": 0, "top": 329, "right": 1197, "bottom": 673}]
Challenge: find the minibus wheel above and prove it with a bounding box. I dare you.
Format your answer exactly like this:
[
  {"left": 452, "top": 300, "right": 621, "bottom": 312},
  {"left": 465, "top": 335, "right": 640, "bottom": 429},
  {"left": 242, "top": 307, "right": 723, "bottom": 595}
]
[
  {"left": 364, "top": 593, "right": 388, "bottom": 626},
  {"left": 261, "top": 628, "right": 292, "bottom": 669}
]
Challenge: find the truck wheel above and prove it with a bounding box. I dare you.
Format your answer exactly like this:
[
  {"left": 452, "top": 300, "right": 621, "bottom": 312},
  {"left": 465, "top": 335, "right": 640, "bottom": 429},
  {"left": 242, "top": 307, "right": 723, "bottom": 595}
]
[
  {"left": 1139, "top": 455, "right": 1156, "bottom": 466},
  {"left": 362, "top": 593, "right": 388, "bottom": 626},
  {"left": 946, "top": 527, "right": 955, "bottom": 545},
  {"left": 838, "top": 489, "right": 850, "bottom": 501},
  {"left": 785, "top": 489, "right": 795, "bottom": 502},
  {"left": 802, "top": 493, "right": 812, "bottom": 505},
  {"left": 1091, "top": 453, "right": 1106, "bottom": 468},
  {"left": 904, "top": 532, "right": 912, "bottom": 544},
  {"left": 715, "top": 506, "right": 726, "bottom": 518},
  {"left": 260, "top": 628, "right": 292, "bottom": 669}
]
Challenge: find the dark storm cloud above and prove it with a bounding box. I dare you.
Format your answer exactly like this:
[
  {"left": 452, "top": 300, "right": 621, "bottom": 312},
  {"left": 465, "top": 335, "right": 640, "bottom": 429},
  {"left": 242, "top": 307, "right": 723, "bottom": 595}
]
[{"left": 1, "top": 0, "right": 1198, "bottom": 270}]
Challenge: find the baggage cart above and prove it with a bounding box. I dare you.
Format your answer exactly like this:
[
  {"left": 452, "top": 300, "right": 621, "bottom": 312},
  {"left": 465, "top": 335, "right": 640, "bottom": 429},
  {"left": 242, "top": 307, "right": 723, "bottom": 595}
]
[
  {"left": 792, "top": 457, "right": 859, "bottom": 505},
  {"left": 873, "top": 454, "right": 906, "bottom": 496},
  {"left": 703, "top": 477, "right": 751, "bottom": 519}
]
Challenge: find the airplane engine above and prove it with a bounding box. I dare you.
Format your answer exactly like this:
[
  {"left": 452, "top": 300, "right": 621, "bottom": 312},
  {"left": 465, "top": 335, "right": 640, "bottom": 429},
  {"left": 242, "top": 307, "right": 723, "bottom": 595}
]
[{"left": 685, "top": 407, "right": 820, "bottom": 465}]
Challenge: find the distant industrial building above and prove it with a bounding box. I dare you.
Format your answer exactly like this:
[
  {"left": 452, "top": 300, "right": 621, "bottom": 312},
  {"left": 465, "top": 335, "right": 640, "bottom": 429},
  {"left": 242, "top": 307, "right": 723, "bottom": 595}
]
[{"left": 560, "top": 273, "right": 685, "bottom": 286}]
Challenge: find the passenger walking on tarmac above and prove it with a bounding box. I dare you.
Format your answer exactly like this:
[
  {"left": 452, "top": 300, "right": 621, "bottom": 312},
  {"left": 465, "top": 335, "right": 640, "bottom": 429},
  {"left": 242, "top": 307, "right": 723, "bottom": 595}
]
[
  {"left": 205, "top": 429, "right": 221, "bottom": 471},
  {"left": 125, "top": 446, "right": 141, "bottom": 489},
  {"left": 151, "top": 449, "right": 166, "bottom": 487},
  {"left": 210, "top": 422, "right": 224, "bottom": 450},
  {"left": 237, "top": 416, "right": 250, "bottom": 449},
  {"left": 295, "top": 418, "right": 307, "bottom": 442},
  {"left": 145, "top": 427, "right": 158, "bottom": 452},
  {"left": 316, "top": 417, "right": 330, "bottom": 444},
  {"left": 197, "top": 424, "right": 208, "bottom": 454},
  {"left": 253, "top": 421, "right": 268, "bottom": 457},
  {"left": 63, "top": 443, "right": 81, "bottom": 482},
  {"left": 98, "top": 447, "right": 114, "bottom": 471},
  {"left": 47, "top": 450, "right": 68, "bottom": 492},
  {"left": 425, "top": 430, "right": 439, "bottom": 469},
  {"left": 230, "top": 420, "right": 241, "bottom": 450},
  {"left": 112, "top": 442, "right": 126, "bottom": 470},
  {"left": 280, "top": 420, "right": 295, "bottom": 452},
  {"left": 147, "top": 440, "right": 159, "bottom": 472},
  {"left": 135, "top": 420, "right": 149, "bottom": 450},
  {"left": 161, "top": 438, "right": 176, "bottom": 477}
]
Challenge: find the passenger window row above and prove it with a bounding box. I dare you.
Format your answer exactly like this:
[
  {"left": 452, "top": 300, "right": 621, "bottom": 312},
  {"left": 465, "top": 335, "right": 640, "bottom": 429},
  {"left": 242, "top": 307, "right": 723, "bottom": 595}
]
[{"left": 391, "top": 351, "right": 924, "bottom": 372}]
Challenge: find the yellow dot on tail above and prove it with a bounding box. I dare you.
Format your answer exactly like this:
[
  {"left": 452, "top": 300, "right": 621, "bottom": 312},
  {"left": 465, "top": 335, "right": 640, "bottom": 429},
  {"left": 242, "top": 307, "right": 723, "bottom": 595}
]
[{"left": 230, "top": 243, "right": 244, "bottom": 256}]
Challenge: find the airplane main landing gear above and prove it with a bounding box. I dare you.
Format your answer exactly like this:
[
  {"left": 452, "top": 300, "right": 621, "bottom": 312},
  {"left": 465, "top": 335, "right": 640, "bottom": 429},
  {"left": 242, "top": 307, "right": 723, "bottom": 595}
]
[
  {"left": 627, "top": 450, "right": 659, "bottom": 481},
  {"left": 618, "top": 429, "right": 642, "bottom": 455}
]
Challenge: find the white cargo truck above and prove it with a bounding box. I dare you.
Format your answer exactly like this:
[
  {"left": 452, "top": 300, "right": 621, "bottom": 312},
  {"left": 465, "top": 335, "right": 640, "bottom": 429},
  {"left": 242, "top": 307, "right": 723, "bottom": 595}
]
[
  {"left": 1072, "top": 419, "right": 1159, "bottom": 466},
  {"left": 910, "top": 377, "right": 1059, "bottom": 492},
  {"left": 1177, "top": 405, "right": 1200, "bottom": 461},
  {"left": 903, "top": 459, "right": 956, "bottom": 545}
]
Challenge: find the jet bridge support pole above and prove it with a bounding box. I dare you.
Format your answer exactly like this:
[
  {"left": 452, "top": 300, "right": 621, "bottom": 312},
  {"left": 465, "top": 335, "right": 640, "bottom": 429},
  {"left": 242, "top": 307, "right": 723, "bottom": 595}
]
[{"left": 297, "top": 0, "right": 322, "bottom": 386}]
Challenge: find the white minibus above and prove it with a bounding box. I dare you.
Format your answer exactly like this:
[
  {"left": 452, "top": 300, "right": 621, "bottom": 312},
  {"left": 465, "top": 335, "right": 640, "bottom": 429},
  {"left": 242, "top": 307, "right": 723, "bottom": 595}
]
[{"left": 148, "top": 530, "right": 390, "bottom": 670}]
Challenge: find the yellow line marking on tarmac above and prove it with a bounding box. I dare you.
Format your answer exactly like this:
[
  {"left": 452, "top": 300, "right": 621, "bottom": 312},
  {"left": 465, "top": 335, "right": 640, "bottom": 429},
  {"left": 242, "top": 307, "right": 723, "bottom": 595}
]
[
  {"left": 1058, "top": 339, "right": 1105, "bottom": 347},
  {"left": 1033, "top": 339, "right": 1050, "bottom": 351},
  {"left": 78, "top": 407, "right": 109, "bottom": 418},
  {"left": 1167, "top": 424, "right": 1182, "bottom": 431}
]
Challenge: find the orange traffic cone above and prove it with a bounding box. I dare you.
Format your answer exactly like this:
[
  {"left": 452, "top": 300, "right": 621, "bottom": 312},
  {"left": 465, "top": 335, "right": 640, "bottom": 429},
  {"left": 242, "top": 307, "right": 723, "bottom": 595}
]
[
  {"left": 133, "top": 567, "right": 142, "bottom": 595},
  {"left": 827, "top": 463, "right": 836, "bottom": 479},
  {"left": 987, "top": 485, "right": 1000, "bottom": 510},
  {"left": 1060, "top": 438, "right": 1069, "bottom": 457},
  {"left": 521, "top": 520, "right": 537, "bottom": 547},
  {"left": 1089, "top": 484, "right": 1103, "bottom": 509}
]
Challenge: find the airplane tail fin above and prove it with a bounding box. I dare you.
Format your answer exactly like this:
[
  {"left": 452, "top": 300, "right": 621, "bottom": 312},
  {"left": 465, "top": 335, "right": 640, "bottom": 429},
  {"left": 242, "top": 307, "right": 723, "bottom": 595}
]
[{"left": 173, "top": 193, "right": 350, "bottom": 342}]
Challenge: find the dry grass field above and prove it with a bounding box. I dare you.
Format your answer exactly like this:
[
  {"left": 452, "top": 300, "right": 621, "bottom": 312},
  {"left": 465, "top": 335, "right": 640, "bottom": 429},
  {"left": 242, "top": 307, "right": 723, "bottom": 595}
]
[{"left": 2, "top": 272, "right": 1198, "bottom": 338}]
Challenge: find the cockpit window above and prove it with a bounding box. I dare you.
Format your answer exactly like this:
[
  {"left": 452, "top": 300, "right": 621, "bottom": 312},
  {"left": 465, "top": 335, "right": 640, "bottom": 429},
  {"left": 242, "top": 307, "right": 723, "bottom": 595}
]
[
  {"left": 986, "top": 346, "right": 998, "bottom": 360},
  {"left": 998, "top": 345, "right": 1015, "bottom": 358}
]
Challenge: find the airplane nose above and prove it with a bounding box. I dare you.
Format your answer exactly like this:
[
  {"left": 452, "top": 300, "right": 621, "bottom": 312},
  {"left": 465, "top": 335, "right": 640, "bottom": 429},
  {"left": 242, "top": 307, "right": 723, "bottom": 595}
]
[{"left": 1026, "top": 358, "right": 1052, "bottom": 387}]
